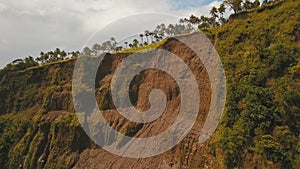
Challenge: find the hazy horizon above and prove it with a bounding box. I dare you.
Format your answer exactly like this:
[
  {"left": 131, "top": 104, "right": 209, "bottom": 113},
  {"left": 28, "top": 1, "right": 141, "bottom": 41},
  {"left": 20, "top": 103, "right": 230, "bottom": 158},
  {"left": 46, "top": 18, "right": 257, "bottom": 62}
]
[{"left": 0, "top": 0, "right": 222, "bottom": 68}]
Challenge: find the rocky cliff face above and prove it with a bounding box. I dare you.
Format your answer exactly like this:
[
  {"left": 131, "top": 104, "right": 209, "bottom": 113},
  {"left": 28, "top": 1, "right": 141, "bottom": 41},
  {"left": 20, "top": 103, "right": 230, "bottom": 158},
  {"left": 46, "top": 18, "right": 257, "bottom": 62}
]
[
  {"left": 1, "top": 1, "right": 300, "bottom": 168},
  {"left": 0, "top": 33, "right": 221, "bottom": 169},
  {"left": 72, "top": 33, "right": 223, "bottom": 169}
]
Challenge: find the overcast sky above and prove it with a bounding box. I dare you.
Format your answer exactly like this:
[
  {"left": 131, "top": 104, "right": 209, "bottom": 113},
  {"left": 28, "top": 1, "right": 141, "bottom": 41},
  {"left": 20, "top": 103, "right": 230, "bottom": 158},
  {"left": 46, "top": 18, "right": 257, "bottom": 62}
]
[{"left": 0, "top": 0, "right": 222, "bottom": 68}]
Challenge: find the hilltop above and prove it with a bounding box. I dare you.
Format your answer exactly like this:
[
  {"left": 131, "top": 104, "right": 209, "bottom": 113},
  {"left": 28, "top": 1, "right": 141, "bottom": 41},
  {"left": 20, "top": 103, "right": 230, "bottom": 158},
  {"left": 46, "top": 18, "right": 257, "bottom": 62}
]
[{"left": 0, "top": 0, "right": 300, "bottom": 168}]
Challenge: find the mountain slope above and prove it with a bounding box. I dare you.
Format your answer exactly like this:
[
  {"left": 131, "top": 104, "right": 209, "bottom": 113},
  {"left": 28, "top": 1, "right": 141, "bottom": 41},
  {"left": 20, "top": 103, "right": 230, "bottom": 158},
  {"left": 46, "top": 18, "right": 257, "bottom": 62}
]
[
  {"left": 212, "top": 0, "right": 300, "bottom": 168},
  {"left": 0, "top": 0, "right": 300, "bottom": 168}
]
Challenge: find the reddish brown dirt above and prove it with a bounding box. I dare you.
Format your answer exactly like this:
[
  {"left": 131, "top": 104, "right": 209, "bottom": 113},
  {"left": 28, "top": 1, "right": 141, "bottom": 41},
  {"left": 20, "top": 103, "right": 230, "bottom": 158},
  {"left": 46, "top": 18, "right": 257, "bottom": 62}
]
[{"left": 72, "top": 32, "right": 217, "bottom": 169}]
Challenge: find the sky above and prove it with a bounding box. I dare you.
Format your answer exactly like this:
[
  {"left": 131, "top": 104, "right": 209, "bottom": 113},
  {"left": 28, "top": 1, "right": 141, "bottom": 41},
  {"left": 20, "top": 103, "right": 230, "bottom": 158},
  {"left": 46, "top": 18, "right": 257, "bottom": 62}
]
[{"left": 0, "top": 0, "right": 222, "bottom": 68}]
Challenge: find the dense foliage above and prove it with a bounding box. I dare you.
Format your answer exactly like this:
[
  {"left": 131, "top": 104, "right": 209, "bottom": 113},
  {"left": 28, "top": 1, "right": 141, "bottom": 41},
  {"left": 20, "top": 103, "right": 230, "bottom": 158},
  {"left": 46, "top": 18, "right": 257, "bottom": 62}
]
[
  {"left": 212, "top": 0, "right": 300, "bottom": 167},
  {"left": 0, "top": 0, "right": 299, "bottom": 168}
]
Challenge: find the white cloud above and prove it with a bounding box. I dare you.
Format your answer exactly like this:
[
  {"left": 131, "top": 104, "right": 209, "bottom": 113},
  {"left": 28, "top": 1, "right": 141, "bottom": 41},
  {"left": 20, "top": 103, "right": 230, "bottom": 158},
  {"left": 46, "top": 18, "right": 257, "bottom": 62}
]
[
  {"left": 0, "top": 0, "right": 220, "bottom": 68},
  {"left": 0, "top": 2, "right": 7, "bottom": 12}
]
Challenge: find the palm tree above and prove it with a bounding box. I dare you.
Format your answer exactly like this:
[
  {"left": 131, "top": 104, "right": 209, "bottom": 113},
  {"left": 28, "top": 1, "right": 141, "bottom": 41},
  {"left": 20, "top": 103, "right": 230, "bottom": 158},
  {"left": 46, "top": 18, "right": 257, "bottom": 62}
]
[
  {"left": 114, "top": 46, "right": 123, "bottom": 52},
  {"left": 167, "top": 24, "right": 175, "bottom": 36},
  {"left": 218, "top": 4, "right": 226, "bottom": 17},
  {"left": 110, "top": 37, "right": 118, "bottom": 51},
  {"left": 92, "top": 43, "right": 102, "bottom": 54},
  {"left": 186, "top": 23, "right": 194, "bottom": 33},
  {"left": 199, "top": 15, "right": 210, "bottom": 30},
  {"left": 154, "top": 34, "right": 160, "bottom": 42},
  {"left": 36, "top": 52, "right": 45, "bottom": 63},
  {"left": 149, "top": 32, "right": 155, "bottom": 43},
  {"left": 253, "top": 0, "right": 260, "bottom": 8},
  {"left": 102, "top": 41, "right": 112, "bottom": 52},
  {"left": 24, "top": 56, "right": 38, "bottom": 66},
  {"left": 144, "top": 30, "right": 150, "bottom": 43},
  {"left": 132, "top": 39, "right": 139, "bottom": 48},
  {"left": 69, "top": 51, "right": 79, "bottom": 58},
  {"left": 83, "top": 47, "right": 92, "bottom": 55},
  {"left": 224, "top": 0, "right": 243, "bottom": 14},
  {"left": 210, "top": 7, "right": 218, "bottom": 17},
  {"left": 129, "top": 43, "right": 133, "bottom": 48},
  {"left": 210, "top": 7, "right": 219, "bottom": 27},
  {"left": 188, "top": 15, "right": 201, "bottom": 25},
  {"left": 60, "top": 50, "right": 67, "bottom": 59},
  {"left": 139, "top": 34, "right": 144, "bottom": 44},
  {"left": 218, "top": 4, "right": 227, "bottom": 24}
]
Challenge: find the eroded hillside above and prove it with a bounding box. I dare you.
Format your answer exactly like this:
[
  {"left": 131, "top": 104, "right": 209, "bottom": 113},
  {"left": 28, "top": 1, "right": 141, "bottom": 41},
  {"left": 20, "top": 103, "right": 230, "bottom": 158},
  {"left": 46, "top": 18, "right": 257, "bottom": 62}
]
[
  {"left": 0, "top": 33, "right": 219, "bottom": 169},
  {"left": 0, "top": 0, "right": 300, "bottom": 168}
]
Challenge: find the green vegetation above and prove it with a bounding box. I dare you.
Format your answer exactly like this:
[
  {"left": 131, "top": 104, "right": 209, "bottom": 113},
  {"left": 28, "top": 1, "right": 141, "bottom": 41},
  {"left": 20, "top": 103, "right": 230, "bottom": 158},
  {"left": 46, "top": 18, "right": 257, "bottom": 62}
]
[
  {"left": 118, "top": 37, "right": 170, "bottom": 53},
  {"left": 0, "top": 0, "right": 299, "bottom": 168},
  {"left": 0, "top": 116, "right": 30, "bottom": 168},
  {"left": 211, "top": 0, "right": 300, "bottom": 168},
  {"left": 83, "top": 23, "right": 195, "bottom": 55}
]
